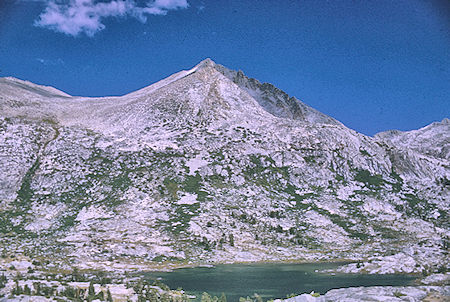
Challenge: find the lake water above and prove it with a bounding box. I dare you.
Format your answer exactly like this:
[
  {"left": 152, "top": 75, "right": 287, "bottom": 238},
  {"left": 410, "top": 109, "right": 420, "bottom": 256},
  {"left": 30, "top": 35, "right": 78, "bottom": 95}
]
[{"left": 144, "top": 262, "right": 417, "bottom": 301}]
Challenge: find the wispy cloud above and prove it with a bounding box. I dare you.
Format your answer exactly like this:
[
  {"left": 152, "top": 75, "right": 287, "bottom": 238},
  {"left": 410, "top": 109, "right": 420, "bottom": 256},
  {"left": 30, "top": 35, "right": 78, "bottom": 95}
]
[
  {"left": 36, "top": 57, "right": 65, "bottom": 65},
  {"left": 34, "top": 0, "right": 189, "bottom": 37},
  {"left": 197, "top": 4, "right": 205, "bottom": 13}
]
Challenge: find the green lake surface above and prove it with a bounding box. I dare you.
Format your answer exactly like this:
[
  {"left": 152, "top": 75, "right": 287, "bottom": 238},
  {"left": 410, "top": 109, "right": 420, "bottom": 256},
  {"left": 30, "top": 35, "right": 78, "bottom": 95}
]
[{"left": 144, "top": 262, "right": 417, "bottom": 301}]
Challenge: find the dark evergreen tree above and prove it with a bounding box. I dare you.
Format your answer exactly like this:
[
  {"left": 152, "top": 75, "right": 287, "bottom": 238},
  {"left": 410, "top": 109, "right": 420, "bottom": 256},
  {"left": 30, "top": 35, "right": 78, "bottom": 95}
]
[
  {"left": 106, "top": 288, "right": 113, "bottom": 302},
  {"left": 33, "top": 282, "right": 41, "bottom": 295},
  {"left": 229, "top": 233, "right": 234, "bottom": 246},
  {"left": 88, "top": 281, "right": 96, "bottom": 301}
]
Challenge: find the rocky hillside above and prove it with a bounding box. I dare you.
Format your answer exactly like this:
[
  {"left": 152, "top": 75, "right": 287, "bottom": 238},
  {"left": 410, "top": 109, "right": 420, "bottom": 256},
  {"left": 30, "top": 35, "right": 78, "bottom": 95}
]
[
  {"left": 376, "top": 118, "right": 450, "bottom": 160},
  {"left": 0, "top": 59, "right": 448, "bottom": 273}
]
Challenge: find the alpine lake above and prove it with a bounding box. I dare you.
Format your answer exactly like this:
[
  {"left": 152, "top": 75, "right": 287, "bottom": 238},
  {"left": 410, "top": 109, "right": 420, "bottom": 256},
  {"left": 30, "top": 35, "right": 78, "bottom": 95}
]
[{"left": 143, "top": 262, "right": 417, "bottom": 301}]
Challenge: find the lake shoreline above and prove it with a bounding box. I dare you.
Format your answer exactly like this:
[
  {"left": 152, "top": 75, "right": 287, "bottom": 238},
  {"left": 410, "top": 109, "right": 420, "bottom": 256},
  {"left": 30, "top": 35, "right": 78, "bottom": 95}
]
[
  {"left": 127, "top": 257, "right": 374, "bottom": 273},
  {"left": 142, "top": 262, "right": 420, "bottom": 301}
]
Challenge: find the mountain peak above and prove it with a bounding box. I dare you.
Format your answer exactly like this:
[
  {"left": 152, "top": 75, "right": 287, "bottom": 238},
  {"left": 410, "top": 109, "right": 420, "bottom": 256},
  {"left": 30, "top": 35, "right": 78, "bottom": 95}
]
[
  {"left": 195, "top": 58, "right": 216, "bottom": 69},
  {"left": 1, "top": 60, "right": 449, "bottom": 277}
]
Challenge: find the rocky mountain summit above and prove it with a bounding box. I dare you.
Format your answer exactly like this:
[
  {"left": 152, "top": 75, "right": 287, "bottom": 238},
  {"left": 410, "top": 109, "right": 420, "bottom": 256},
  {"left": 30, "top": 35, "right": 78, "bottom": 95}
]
[{"left": 0, "top": 59, "right": 448, "bottom": 274}]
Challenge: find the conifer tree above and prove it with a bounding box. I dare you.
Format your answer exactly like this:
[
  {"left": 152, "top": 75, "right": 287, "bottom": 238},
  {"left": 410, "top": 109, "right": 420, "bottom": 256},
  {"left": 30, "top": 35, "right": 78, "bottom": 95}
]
[
  {"left": 88, "top": 281, "right": 95, "bottom": 301},
  {"left": 24, "top": 285, "right": 31, "bottom": 295},
  {"left": 106, "top": 288, "right": 113, "bottom": 302}
]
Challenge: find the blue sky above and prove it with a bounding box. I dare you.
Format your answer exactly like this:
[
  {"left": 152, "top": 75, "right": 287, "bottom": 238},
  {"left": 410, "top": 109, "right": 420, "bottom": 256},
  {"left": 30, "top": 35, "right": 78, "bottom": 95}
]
[{"left": 0, "top": 0, "right": 449, "bottom": 135}]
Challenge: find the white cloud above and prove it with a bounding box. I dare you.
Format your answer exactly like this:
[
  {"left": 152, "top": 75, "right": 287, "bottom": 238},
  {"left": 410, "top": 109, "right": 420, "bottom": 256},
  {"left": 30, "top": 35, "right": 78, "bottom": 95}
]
[{"left": 34, "top": 0, "right": 189, "bottom": 37}]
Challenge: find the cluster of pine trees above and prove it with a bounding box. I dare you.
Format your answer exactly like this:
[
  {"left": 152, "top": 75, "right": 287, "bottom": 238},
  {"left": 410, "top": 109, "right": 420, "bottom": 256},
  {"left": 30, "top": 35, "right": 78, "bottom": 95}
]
[
  {"left": 5, "top": 273, "right": 275, "bottom": 302},
  {"left": 133, "top": 279, "right": 191, "bottom": 302},
  {"left": 200, "top": 292, "right": 227, "bottom": 302},
  {"left": 9, "top": 280, "right": 113, "bottom": 302},
  {"left": 11, "top": 281, "right": 57, "bottom": 298}
]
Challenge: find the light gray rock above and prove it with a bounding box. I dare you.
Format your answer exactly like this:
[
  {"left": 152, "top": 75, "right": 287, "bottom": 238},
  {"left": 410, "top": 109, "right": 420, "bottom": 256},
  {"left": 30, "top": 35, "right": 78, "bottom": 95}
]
[
  {"left": 0, "top": 59, "right": 448, "bottom": 272},
  {"left": 275, "top": 293, "right": 323, "bottom": 302},
  {"left": 279, "top": 286, "right": 450, "bottom": 302}
]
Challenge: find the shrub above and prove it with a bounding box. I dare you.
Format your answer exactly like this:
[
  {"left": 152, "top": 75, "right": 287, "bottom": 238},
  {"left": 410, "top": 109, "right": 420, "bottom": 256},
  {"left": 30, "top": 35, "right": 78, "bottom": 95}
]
[{"left": 393, "top": 291, "right": 405, "bottom": 297}]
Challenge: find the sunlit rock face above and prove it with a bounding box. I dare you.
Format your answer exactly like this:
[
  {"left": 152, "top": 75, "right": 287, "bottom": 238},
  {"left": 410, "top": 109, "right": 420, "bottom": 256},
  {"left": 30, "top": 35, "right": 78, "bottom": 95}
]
[{"left": 0, "top": 59, "right": 448, "bottom": 272}]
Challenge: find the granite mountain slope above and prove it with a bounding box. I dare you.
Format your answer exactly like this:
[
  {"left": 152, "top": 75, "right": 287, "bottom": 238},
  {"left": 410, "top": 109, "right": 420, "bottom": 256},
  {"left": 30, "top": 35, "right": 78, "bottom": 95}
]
[
  {"left": 376, "top": 118, "right": 450, "bottom": 160},
  {"left": 0, "top": 59, "right": 448, "bottom": 273}
]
